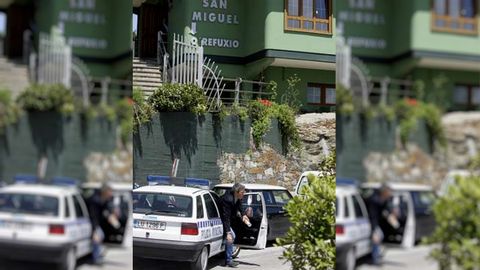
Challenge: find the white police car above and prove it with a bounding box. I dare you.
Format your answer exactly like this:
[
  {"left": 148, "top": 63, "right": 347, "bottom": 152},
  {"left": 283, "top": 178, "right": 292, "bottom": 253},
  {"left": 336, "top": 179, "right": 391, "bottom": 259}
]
[
  {"left": 294, "top": 171, "right": 322, "bottom": 196},
  {"left": 336, "top": 178, "right": 371, "bottom": 270},
  {"left": 133, "top": 178, "right": 224, "bottom": 270},
  {"left": 0, "top": 177, "right": 92, "bottom": 270}
]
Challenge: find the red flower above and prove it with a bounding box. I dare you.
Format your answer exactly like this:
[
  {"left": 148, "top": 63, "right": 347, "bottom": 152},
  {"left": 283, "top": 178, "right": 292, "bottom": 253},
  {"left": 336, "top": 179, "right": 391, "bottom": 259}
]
[
  {"left": 126, "top": 97, "right": 134, "bottom": 105},
  {"left": 405, "top": 98, "right": 417, "bottom": 106},
  {"left": 258, "top": 99, "right": 272, "bottom": 107}
]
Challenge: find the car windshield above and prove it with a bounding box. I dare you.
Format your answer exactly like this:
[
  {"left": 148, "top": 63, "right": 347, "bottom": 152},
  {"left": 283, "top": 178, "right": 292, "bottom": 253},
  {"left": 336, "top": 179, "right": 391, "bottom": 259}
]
[
  {"left": 133, "top": 192, "right": 192, "bottom": 217},
  {"left": 0, "top": 193, "right": 59, "bottom": 216}
]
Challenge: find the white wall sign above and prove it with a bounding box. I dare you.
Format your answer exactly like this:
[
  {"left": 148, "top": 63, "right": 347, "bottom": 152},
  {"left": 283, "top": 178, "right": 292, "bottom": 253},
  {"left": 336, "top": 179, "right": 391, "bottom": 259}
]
[
  {"left": 200, "top": 37, "right": 239, "bottom": 48},
  {"left": 191, "top": 0, "right": 240, "bottom": 49},
  {"left": 338, "top": 0, "right": 388, "bottom": 50},
  {"left": 58, "top": 0, "right": 108, "bottom": 50}
]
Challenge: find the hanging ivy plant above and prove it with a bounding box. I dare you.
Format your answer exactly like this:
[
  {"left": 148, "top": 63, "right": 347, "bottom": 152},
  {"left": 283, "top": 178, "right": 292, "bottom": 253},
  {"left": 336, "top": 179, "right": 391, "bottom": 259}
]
[
  {"left": 115, "top": 97, "right": 133, "bottom": 144},
  {"left": 247, "top": 99, "right": 300, "bottom": 152},
  {"left": 0, "top": 89, "right": 21, "bottom": 134},
  {"left": 336, "top": 84, "right": 354, "bottom": 116},
  {"left": 395, "top": 98, "right": 446, "bottom": 148},
  {"left": 132, "top": 87, "right": 154, "bottom": 132}
]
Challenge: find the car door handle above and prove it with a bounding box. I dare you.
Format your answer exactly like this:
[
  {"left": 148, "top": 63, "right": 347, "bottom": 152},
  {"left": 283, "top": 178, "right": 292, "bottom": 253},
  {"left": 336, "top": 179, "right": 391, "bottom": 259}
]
[{"left": 278, "top": 210, "right": 285, "bottom": 214}]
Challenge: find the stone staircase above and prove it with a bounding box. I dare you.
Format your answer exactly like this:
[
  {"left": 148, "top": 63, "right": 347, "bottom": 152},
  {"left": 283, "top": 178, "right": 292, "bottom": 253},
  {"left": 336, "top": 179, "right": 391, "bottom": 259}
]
[
  {"left": 0, "top": 57, "right": 30, "bottom": 98},
  {"left": 133, "top": 58, "right": 162, "bottom": 98}
]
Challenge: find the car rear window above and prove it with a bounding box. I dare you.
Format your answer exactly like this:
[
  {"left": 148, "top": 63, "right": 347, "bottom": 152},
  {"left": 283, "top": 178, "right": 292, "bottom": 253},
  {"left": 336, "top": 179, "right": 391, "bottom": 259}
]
[
  {"left": 271, "top": 190, "right": 292, "bottom": 205},
  {"left": 0, "top": 193, "right": 59, "bottom": 216},
  {"left": 133, "top": 192, "right": 192, "bottom": 217},
  {"left": 411, "top": 191, "right": 436, "bottom": 209}
]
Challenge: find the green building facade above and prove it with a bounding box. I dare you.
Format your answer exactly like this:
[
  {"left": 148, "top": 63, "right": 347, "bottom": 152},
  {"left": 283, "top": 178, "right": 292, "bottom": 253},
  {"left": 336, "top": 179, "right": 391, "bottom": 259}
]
[
  {"left": 1, "top": 0, "right": 132, "bottom": 79},
  {"left": 134, "top": 0, "right": 337, "bottom": 112},
  {"left": 338, "top": 0, "right": 480, "bottom": 111}
]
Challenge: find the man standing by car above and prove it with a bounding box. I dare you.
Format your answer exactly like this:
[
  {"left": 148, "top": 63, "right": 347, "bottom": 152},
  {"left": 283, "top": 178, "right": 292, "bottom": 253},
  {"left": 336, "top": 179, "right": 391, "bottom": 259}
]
[
  {"left": 366, "top": 183, "right": 396, "bottom": 265},
  {"left": 220, "top": 183, "right": 251, "bottom": 268},
  {"left": 86, "top": 183, "right": 115, "bottom": 265}
]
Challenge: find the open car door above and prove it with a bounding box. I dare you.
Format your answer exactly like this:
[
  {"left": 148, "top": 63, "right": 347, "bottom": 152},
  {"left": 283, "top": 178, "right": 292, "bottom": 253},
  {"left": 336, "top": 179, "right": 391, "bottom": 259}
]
[{"left": 232, "top": 192, "right": 268, "bottom": 249}]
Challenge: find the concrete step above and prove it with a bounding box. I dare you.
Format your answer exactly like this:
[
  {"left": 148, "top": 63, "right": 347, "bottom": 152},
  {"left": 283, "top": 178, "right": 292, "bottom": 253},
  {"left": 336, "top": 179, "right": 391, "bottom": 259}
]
[
  {"left": 132, "top": 85, "right": 158, "bottom": 94},
  {"left": 0, "top": 57, "right": 30, "bottom": 97},
  {"left": 133, "top": 62, "right": 160, "bottom": 68},
  {"left": 132, "top": 81, "right": 161, "bottom": 88},
  {"left": 133, "top": 77, "right": 162, "bottom": 84},
  {"left": 133, "top": 67, "right": 161, "bottom": 73},
  {"left": 133, "top": 72, "right": 162, "bottom": 79}
]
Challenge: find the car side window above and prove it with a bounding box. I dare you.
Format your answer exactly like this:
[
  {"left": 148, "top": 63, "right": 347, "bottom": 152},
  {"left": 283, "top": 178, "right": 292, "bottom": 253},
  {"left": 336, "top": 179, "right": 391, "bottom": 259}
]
[
  {"left": 353, "top": 195, "right": 366, "bottom": 218},
  {"left": 203, "top": 194, "right": 219, "bottom": 219},
  {"left": 64, "top": 197, "right": 70, "bottom": 218},
  {"left": 335, "top": 197, "right": 339, "bottom": 218},
  {"left": 344, "top": 196, "right": 350, "bottom": 218},
  {"left": 196, "top": 195, "right": 204, "bottom": 219},
  {"left": 73, "top": 195, "right": 86, "bottom": 218},
  {"left": 261, "top": 191, "right": 274, "bottom": 205}
]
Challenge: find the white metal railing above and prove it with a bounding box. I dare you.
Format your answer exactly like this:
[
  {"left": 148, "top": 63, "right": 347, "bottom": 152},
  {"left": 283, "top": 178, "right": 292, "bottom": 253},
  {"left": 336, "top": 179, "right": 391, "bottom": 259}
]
[
  {"left": 171, "top": 33, "right": 203, "bottom": 87},
  {"left": 336, "top": 23, "right": 351, "bottom": 89},
  {"left": 37, "top": 32, "right": 71, "bottom": 88}
]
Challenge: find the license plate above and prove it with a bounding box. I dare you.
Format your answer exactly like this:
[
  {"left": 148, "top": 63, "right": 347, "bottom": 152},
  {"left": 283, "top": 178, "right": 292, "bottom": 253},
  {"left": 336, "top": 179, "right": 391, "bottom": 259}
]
[
  {"left": 0, "top": 221, "right": 32, "bottom": 230},
  {"left": 134, "top": 220, "right": 166, "bottom": 230}
]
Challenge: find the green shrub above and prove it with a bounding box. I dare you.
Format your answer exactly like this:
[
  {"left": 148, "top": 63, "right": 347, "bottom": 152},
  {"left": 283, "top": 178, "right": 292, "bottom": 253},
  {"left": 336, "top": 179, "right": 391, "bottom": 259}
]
[
  {"left": 17, "top": 84, "right": 74, "bottom": 114},
  {"left": 424, "top": 175, "right": 480, "bottom": 270},
  {"left": 277, "top": 173, "right": 336, "bottom": 270},
  {"left": 148, "top": 83, "right": 207, "bottom": 114}
]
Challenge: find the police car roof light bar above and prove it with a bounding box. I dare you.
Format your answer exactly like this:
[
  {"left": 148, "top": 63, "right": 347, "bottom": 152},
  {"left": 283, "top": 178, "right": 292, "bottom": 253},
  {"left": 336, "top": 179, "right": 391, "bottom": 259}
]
[
  {"left": 14, "top": 174, "right": 39, "bottom": 184},
  {"left": 147, "top": 175, "right": 170, "bottom": 186},
  {"left": 336, "top": 177, "right": 359, "bottom": 186},
  {"left": 51, "top": 177, "right": 79, "bottom": 187},
  {"left": 185, "top": 178, "right": 210, "bottom": 190}
]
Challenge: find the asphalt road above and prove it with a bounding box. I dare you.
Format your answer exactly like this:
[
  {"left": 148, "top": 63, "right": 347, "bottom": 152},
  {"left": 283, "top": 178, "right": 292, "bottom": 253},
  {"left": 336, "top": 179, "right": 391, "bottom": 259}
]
[
  {"left": 356, "top": 244, "right": 438, "bottom": 270},
  {"left": 134, "top": 243, "right": 291, "bottom": 270}
]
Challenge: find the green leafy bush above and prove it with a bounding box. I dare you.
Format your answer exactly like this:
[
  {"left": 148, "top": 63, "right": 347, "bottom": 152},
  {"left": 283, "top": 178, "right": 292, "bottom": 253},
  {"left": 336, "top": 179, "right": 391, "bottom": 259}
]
[
  {"left": 424, "top": 175, "right": 480, "bottom": 270},
  {"left": 280, "top": 74, "right": 302, "bottom": 112},
  {"left": 148, "top": 83, "right": 207, "bottom": 114},
  {"left": 277, "top": 171, "right": 336, "bottom": 269},
  {"left": 17, "top": 84, "right": 74, "bottom": 114}
]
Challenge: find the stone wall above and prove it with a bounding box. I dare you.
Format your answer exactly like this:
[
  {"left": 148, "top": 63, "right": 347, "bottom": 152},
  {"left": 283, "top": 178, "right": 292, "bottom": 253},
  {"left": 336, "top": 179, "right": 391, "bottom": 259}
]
[
  {"left": 84, "top": 143, "right": 133, "bottom": 183},
  {"left": 442, "top": 112, "right": 480, "bottom": 168},
  {"left": 218, "top": 113, "right": 336, "bottom": 191},
  {"left": 363, "top": 112, "right": 480, "bottom": 190}
]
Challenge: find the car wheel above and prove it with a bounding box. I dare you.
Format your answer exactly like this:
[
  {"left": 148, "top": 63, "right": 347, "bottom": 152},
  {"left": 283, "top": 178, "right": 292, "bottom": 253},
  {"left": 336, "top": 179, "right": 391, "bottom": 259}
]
[
  {"left": 60, "top": 247, "right": 76, "bottom": 270},
  {"left": 191, "top": 246, "right": 208, "bottom": 270},
  {"left": 232, "top": 246, "right": 240, "bottom": 258}
]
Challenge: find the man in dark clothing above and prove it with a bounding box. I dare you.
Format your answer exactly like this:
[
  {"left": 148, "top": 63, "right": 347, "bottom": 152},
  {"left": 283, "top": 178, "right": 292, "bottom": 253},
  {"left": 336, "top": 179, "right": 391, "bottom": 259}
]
[
  {"left": 86, "top": 183, "right": 114, "bottom": 265},
  {"left": 366, "top": 183, "right": 395, "bottom": 265},
  {"left": 220, "top": 183, "right": 250, "bottom": 268}
]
